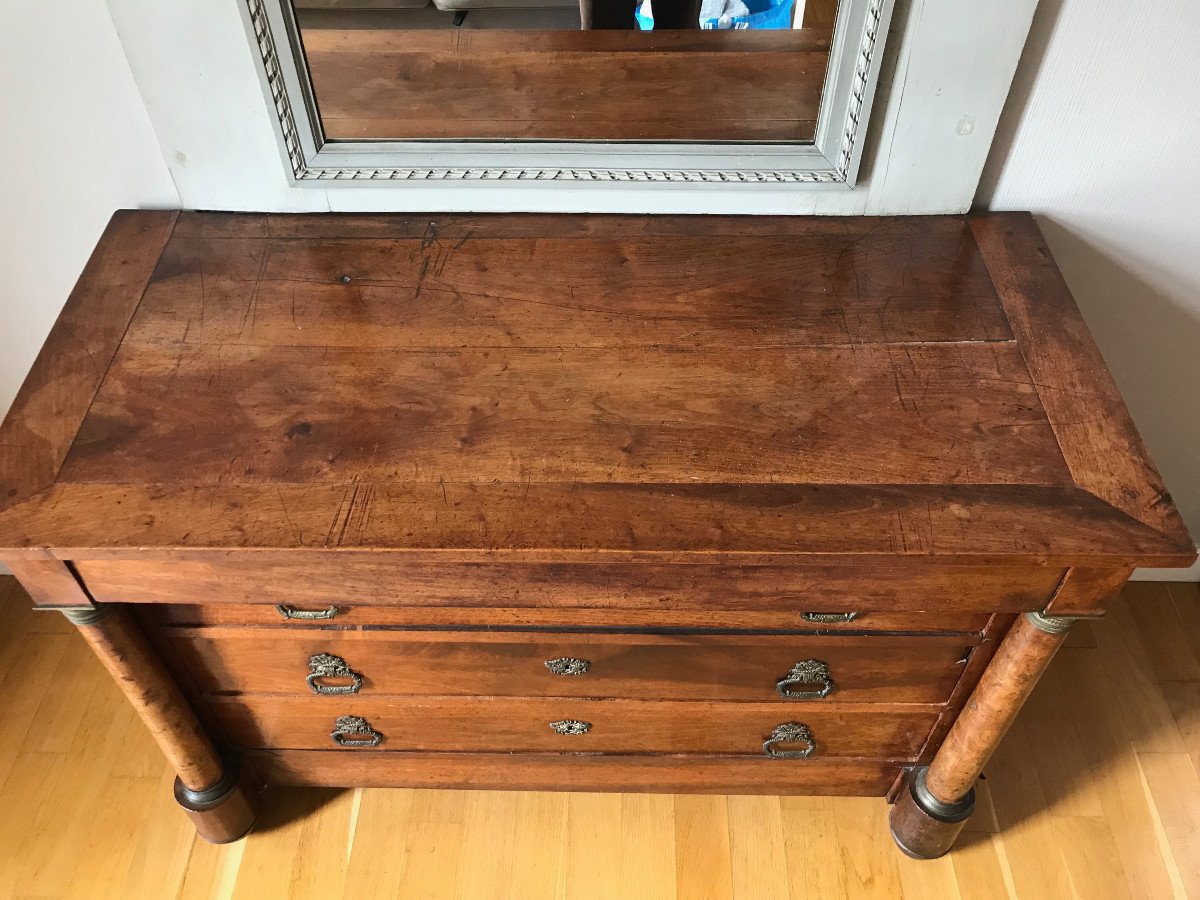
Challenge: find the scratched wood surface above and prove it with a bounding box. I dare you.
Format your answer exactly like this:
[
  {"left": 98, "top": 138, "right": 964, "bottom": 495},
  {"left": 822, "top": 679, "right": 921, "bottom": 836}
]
[
  {"left": 0, "top": 212, "right": 1192, "bottom": 568},
  {"left": 300, "top": 30, "right": 833, "bottom": 142},
  {"left": 4, "top": 575, "right": 1199, "bottom": 899}
]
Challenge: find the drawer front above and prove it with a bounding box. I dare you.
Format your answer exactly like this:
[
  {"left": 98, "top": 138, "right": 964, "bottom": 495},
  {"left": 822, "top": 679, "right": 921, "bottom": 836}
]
[
  {"left": 149, "top": 603, "right": 992, "bottom": 634},
  {"left": 211, "top": 696, "right": 938, "bottom": 758},
  {"left": 78, "top": 559, "right": 1063, "bottom": 613},
  {"left": 167, "top": 629, "right": 973, "bottom": 703},
  {"left": 253, "top": 749, "right": 903, "bottom": 796}
]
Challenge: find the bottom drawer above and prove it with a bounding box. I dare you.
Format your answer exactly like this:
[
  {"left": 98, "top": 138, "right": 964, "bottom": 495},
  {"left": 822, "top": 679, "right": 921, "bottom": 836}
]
[
  {"left": 252, "top": 749, "right": 902, "bottom": 796},
  {"left": 211, "top": 696, "right": 938, "bottom": 759}
]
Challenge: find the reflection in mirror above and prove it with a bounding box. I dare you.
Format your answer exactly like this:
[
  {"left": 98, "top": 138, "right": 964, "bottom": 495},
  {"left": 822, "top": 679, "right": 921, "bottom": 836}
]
[{"left": 292, "top": 0, "right": 841, "bottom": 143}]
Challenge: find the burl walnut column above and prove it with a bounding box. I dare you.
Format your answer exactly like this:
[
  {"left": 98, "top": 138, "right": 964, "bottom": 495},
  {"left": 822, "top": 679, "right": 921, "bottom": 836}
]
[
  {"left": 889, "top": 611, "right": 1074, "bottom": 858},
  {"left": 63, "top": 603, "right": 261, "bottom": 843}
]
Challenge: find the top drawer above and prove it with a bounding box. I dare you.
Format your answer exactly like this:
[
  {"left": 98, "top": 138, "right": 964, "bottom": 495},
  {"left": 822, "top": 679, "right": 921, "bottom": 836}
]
[
  {"left": 78, "top": 559, "right": 1063, "bottom": 614},
  {"left": 147, "top": 603, "right": 992, "bottom": 634}
]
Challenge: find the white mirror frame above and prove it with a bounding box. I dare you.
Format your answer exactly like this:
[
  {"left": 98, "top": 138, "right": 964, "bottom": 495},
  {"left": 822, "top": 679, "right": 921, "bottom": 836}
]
[{"left": 242, "top": 0, "right": 894, "bottom": 187}]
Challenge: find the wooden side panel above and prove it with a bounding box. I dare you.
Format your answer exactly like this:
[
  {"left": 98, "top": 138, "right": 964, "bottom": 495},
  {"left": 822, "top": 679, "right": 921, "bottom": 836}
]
[
  {"left": 211, "top": 696, "right": 939, "bottom": 757},
  {"left": 970, "top": 214, "right": 1195, "bottom": 560},
  {"left": 0, "top": 210, "right": 177, "bottom": 516},
  {"left": 1043, "top": 567, "right": 1133, "bottom": 616},
  {"left": 253, "top": 749, "right": 900, "bottom": 795},
  {"left": 4, "top": 555, "right": 93, "bottom": 607}
]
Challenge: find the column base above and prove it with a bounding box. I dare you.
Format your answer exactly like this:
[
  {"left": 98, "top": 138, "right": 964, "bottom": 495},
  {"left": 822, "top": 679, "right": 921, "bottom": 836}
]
[
  {"left": 888, "top": 766, "right": 975, "bottom": 860},
  {"left": 174, "top": 760, "right": 262, "bottom": 844}
]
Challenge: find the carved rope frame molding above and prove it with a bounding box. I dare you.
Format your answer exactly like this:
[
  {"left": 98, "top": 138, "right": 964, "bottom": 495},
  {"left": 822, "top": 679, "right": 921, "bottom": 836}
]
[{"left": 239, "top": 0, "right": 895, "bottom": 186}]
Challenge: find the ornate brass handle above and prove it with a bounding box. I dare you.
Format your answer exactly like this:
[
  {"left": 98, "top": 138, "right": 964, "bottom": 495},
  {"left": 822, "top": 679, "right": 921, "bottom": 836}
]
[
  {"left": 277, "top": 604, "right": 340, "bottom": 620},
  {"left": 307, "top": 653, "right": 364, "bottom": 695},
  {"left": 775, "top": 659, "right": 835, "bottom": 700},
  {"left": 763, "top": 722, "right": 816, "bottom": 758},
  {"left": 800, "top": 612, "right": 858, "bottom": 623},
  {"left": 545, "top": 657, "right": 590, "bottom": 676},
  {"left": 549, "top": 719, "right": 592, "bottom": 735},
  {"left": 331, "top": 715, "right": 382, "bottom": 747}
]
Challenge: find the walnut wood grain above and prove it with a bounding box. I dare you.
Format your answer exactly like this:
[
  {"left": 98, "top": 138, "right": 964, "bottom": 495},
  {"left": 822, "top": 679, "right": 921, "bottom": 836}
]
[
  {"left": 126, "top": 228, "right": 1013, "bottom": 349},
  {"left": 0, "top": 210, "right": 176, "bottom": 516},
  {"left": 160, "top": 211, "right": 993, "bottom": 241},
  {"left": 913, "top": 613, "right": 1014, "bottom": 766},
  {"left": 174, "top": 762, "right": 263, "bottom": 845},
  {"left": 166, "top": 628, "right": 973, "bottom": 703},
  {"left": 300, "top": 29, "right": 831, "bottom": 142},
  {"left": 253, "top": 749, "right": 900, "bottom": 794},
  {"left": 63, "top": 343, "right": 1068, "bottom": 487},
  {"left": 77, "top": 558, "right": 1062, "bottom": 613},
  {"left": 3, "top": 483, "right": 1187, "bottom": 565},
  {"left": 921, "top": 613, "right": 1073, "bottom": 804},
  {"left": 0, "top": 211, "right": 1194, "bottom": 856},
  {"left": 888, "top": 610, "right": 1076, "bottom": 858},
  {"left": 4, "top": 554, "right": 92, "bottom": 607},
  {"left": 149, "top": 602, "right": 992, "bottom": 633},
  {"left": 211, "top": 696, "right": 939, "bottom": 757},
  {"left": 72, "top": 606, "right": 226, "bottom": 790},
  {"left": 888, "top": 770, "right": 973, "bottom": 859},
  {"left": 1042, "top": 566, "right": 1134, "bottom": 616},
  {"left": 0, "top": 212, "right": 1188, "bottom": 566},
  {"left": 971, "top": 214, "right": 1194, "bottom": 558}
]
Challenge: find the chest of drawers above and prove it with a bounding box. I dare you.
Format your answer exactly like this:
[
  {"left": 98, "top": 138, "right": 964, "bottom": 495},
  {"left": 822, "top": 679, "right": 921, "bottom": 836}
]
[{"left": 0, "top": 211, "right": 1192, "bottom": 858}]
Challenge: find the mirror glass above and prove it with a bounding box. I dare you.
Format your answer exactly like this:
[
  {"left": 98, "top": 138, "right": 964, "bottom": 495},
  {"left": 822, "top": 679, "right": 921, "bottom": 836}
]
[{"left": 291, "top": 0, "right": 841, "bottom": 144}]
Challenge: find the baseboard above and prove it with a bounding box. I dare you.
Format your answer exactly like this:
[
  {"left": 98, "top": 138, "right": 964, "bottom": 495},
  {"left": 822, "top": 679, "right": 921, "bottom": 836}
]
[{"left": 1132, "top": 562, "right": 1200, "bottom": 582}]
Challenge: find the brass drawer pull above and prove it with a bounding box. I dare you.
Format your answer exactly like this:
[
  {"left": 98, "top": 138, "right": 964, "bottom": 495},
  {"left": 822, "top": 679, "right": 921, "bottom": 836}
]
[
  {"left": 800, "top": 612, "right": 859, "bottom": 624},
  {"left": 331, "top": 715, "right": 382, "bottom": 747},
  {"left": 763, "top": 722, "right": 816, "bottom": 759},
  {"left": 307, "top": 653, "right": 364, "bottom": 695},
  {"left": 776, "top": 659, "right": 835, "bottom": 700},
  {"left": 277, "top": 604, "right": 340, "bottom": 620},
  {"left": 549, "top": 719, "right": 592, "bottom": 735},
  {"left": 545, "top": 657, "right": 590, "bottom": 676}
]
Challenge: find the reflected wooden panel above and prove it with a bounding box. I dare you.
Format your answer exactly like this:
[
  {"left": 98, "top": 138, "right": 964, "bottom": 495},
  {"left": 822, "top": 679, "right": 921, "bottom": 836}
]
[{"left": 300, "top": 29, "right": 833, "bottom": 141}]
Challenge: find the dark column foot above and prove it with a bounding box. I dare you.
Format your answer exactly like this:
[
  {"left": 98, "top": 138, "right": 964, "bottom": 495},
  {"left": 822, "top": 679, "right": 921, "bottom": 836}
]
[
  {"left": 452, "top": 11, "right": 468, "bottom": 25},
  {"left": 174, "top": 760, "right": 262, "bottom": 844},
  {"left": 888, "top": 767, "right": 975, "bottom": 859}
]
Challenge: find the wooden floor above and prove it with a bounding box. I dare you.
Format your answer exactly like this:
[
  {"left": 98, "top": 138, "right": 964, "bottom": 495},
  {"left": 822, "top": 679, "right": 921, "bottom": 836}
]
[{"left": 0, "top": 577, "right": 1197, "bottom": 899}]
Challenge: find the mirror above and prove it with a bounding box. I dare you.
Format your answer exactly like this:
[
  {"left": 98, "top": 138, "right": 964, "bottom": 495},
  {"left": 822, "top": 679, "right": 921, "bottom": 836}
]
[
  {"left": 290, "top": 0, "right": 842, "bottom": 144},
  {"left": 243, "top": 0, "right": 891, "bottom": 183}
]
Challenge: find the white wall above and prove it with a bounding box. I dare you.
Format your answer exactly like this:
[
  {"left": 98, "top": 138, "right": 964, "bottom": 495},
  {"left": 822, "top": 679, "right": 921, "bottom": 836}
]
[
  {"left": 0, "top": 1, "right": 178, "bottom": 576},
  {"left": 979, "top": 0, "right": 1200, "bottom": 579},
  {"left": 0, "top": 1, "right": 179, "bottom": 423}
]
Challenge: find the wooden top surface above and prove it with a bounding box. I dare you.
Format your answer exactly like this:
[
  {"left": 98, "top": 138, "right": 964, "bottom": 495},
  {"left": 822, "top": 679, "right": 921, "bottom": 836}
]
[{"left": 0, "top": 211, "right": 1193, "bottom": 565}]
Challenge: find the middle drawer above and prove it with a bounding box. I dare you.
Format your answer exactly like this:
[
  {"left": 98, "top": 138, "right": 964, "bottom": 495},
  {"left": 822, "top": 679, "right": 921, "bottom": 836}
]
[{"left": 165, "top": 628, "right": 973, "bottom": 704}]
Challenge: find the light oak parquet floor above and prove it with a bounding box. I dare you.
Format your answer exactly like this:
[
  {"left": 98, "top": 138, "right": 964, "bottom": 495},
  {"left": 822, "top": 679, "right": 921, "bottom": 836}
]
[{"left": 0, "top": 576, "right": 1197, "bottom": 899}]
